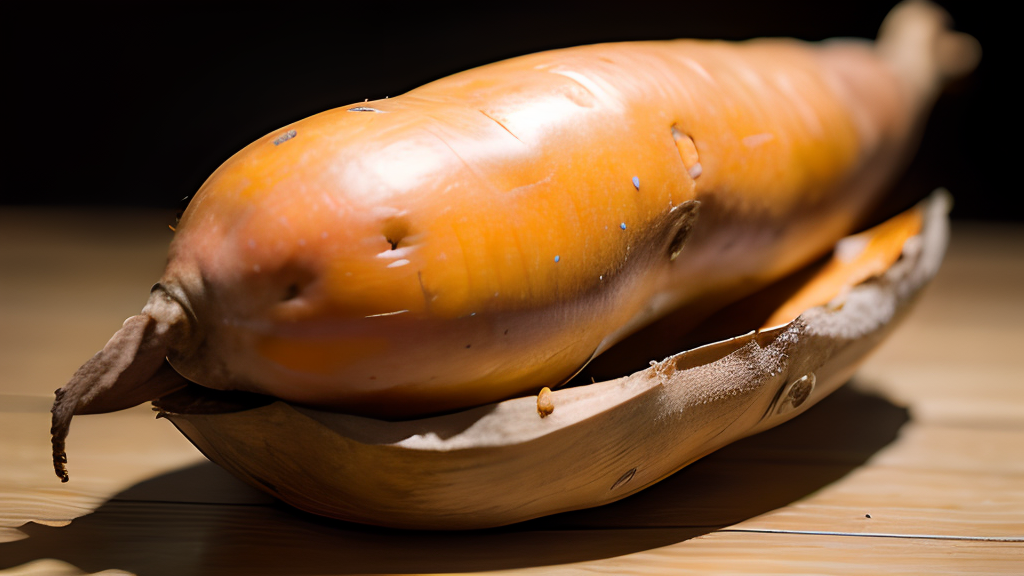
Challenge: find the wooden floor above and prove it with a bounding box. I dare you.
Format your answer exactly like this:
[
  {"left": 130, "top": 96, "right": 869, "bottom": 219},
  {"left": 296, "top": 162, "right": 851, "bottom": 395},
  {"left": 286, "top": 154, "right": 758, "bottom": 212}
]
[{"left": 1, "top": 208, "right": 1022, "bottom": 575}]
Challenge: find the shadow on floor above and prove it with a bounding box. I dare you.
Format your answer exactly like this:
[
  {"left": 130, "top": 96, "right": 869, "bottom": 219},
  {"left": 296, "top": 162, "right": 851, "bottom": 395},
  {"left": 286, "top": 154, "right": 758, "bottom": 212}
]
[{"left": 1, "top": 382, "right": 907, "bottom": 575}]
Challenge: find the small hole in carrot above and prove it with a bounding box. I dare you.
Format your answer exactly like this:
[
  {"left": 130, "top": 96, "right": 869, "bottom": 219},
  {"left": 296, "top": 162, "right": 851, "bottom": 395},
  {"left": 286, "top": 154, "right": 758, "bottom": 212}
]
[
  {"left": 670, "top": 125, "right": 701, "bottom": 178},
  {"left": 283, "top": 283, "right": 301, "bottom": 301},
  {"left": 382, "top": 217, "right": 410, "bottom": 250}
]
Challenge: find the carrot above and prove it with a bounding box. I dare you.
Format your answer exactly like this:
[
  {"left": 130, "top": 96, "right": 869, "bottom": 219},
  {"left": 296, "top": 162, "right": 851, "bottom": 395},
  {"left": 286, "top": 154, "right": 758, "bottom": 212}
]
[{"left": 51, "top": 0, "right": 977, "bottom": 481}]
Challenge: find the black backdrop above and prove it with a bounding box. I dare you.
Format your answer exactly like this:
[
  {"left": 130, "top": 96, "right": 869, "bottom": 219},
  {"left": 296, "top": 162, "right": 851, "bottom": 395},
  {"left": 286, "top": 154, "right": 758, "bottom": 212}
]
[{"left": 6, "top": 1, "right": 1011, "bottom": 221}]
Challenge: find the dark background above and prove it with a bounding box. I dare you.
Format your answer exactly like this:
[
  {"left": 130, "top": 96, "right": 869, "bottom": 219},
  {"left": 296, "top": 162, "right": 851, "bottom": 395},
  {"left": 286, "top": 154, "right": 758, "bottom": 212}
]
[{"left": 6, "top": 1, "right": 1011, "bottom": 221}]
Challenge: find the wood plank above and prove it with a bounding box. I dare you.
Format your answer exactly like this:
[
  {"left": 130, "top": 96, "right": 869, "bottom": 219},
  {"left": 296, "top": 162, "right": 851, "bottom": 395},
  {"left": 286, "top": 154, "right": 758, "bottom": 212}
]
[
  {"left": 508, "top": 532, "right": 1024, "bottom": 575},
  {"left": 2, "top": 213, "right": 1023, "bottom": 573},
  {"left": 856, "top": 366, "right": 1024, "bottom": 427},
  {"left": 3, "top": 494, "right": 1019, "bottom": 575},
  {"left": 734, "top": 464, "right": 1024, "bottom": 538},
  {"left": 0, "top": 209, "right": 170, "bottom": 399},
  {"left": 0, "top": 501, "right": 703, "bottom": 576},
  {"left": 0, "top": 409, "right": 206, "bottom": 543},
  {"left": 4, "top": 524, "right": 1020, "bottom": 575},
  {"left": 870, "top": 423, "right": 1024, "bottom": 474}
]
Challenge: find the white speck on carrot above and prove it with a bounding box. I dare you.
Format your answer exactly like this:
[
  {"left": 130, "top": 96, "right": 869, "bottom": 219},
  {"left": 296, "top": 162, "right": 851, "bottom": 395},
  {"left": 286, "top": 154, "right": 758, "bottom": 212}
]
[
  {"left": 742, "top": 133, "right": 775, "bottom": 148},
  {"left": 377, "top": 246, "right": 416, "bottom": 259}
]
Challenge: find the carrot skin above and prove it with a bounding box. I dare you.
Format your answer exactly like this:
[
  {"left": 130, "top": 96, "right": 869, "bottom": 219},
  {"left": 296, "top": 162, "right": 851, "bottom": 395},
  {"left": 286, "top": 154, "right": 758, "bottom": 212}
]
[{"left": 142, "top": 3, "right": 974, "bottom": 416}]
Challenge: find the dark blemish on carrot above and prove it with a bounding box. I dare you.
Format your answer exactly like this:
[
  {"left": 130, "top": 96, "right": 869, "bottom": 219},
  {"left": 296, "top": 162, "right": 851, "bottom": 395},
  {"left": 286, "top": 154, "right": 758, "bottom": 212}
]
[
  {"left": 172, "top": 196, "right": 190, "bottom": 229},
  {"left": 466, "top": 344, "right": 471, "bottom": 348},
  {"left": 417, "top": 271, "right": 435, "bottom": 311},
  {"left": 283, "top": 283, "right": 300, "bottom": 301},
  {"left": 865, "top": 514, "right": 872, "bottom": 518},
  {"left": 273, "top": 130, "right": 297, "bottom": 146},
  {"left": 632, "top": 176, "right": 640, "bottom": 190},
  {"left": 668, "top": 200, "right": 701, "bottom": 261},
  {"left": 370, "top": 376, "right": 376, "bottom": 380}
]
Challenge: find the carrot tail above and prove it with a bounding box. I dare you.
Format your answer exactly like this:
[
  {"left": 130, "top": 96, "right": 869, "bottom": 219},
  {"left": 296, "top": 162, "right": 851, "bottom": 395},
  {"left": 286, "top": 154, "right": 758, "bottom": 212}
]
[
  {"left": 877, "top": 0, "right": 981, "bottom": 102},
  {"left": 51, "top": 290, "right": 190, "bottom": 482}
]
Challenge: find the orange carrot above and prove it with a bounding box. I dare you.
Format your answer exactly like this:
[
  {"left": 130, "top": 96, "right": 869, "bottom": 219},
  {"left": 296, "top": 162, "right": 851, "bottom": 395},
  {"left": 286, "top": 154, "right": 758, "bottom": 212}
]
[{"left": 51, "top": 0, "right": 977, "bottom": 481}]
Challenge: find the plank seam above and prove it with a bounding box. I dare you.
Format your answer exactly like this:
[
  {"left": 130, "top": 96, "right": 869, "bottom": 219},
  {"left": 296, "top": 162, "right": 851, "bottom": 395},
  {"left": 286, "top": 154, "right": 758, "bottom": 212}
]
[{"left": 722, "top": 528, "right": 1024, "bottom": 542}]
